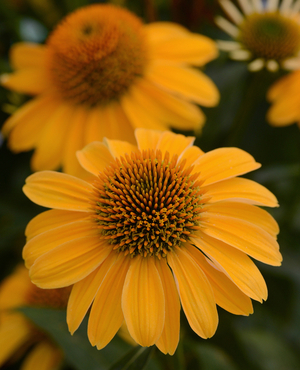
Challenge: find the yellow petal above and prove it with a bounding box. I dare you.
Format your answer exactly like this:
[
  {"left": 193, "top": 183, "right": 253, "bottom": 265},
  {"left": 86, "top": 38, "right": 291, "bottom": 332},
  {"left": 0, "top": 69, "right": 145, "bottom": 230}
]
[
  {"left": 77, "top": 141, "right": 114, "bottom": 177},
  {"left": 267, "top": 71, "right": 300, "bottom": 101},
  {"left": 104, "top": 138, "right": 138, "bottom": 159},
  {"left": 148, "top": 31, "right": 218, "bottom": 66},
  {"left": 267, "top": 95, "right": 300, "bottom": 126},
  {"left": 157, "top": 131, "right": 195, "bottom": 158},
  {"left": 135, "top": 128, "right": 162, "bottom": 151},
  {"left": 186, "top": 244, "right": 253, "bottom": 315},
  {"left": 201, "top": 214, "right": 282, "bottom": 266},
  {"left": 23, "top": 171, "right": 93, "bottom": 211},
  {"left": 193, "top": 148, "right": 261, "bottom": 185},
  {"left": 1, "top": 69, "right": 48, "bottom": 95},
  {"left": 62, "top": 105, "right": 87, "bottom": 176},
  {"left": 204, "top": 177, "right": 278, "bottom": 207},
  {"left": 88, "top": 255, "right": 130, "bottom": 349},
  {"left": 129, "top": 78, "right": 205, "bottom": 130},
  {"left": 147, "top": 63, "right": 219, "bottom": 106},
  {"left": 84, "top": 102, "right": 136, "bottom": 144},
  {"left": 180, "top": 145, "right": 204, "bottom": 167},
  {"left": 67, "top": 252, "right": 117, "bottom": 334},
  {"left": 167, "top": 247, "right": 218, "bottom": 338},
  {"left": 21, "top": 342, "right": 62, "bottom": 370},
  {"left": 191, "top": 233, "right": 268, "bottom": 301},
  {"left": 30, "top": 236, "right": 111, "bottom": 288},
  {"left": 0, "top": 315, "right": 31, "bottom": 367},
  {"left": 25, "top": 209, "right": 87, "bottom": 240},
  {"left": 2, "top": 94, "right": 60, "bottom": 151},
  {"left": 10, "top": 42, "right": 46, "bottom": 70},
  {"left": 120, "top": 91, "right": 168, "bottom": 131},
  {"left": 122, "top": 256, "right": 165, "bottom": 347},
  {"left": 144, "top": 22, "right": 192, "bottom": 44},
  {"left": 204, "top": 201, "right": 279, "bottom": 237},
  {"left": 31, "top": 102, "right": 73, "bottom": 171},
  {"left": 155, "top": 258, "right": 180, "bottom": 355},
  {"left": 23, "top": 220, "right": 97, "bottom": 268}
]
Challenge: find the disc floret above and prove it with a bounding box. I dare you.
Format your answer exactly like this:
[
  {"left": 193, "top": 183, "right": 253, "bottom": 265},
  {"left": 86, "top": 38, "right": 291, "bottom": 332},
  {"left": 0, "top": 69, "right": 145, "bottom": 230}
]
[{"left": 92, "top": 149, "right": 205, "bottom": 258}]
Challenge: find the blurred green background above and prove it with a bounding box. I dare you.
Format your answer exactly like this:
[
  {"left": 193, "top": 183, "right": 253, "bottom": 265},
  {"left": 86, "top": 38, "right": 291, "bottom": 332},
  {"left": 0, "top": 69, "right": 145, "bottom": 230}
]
[{"left": 0, "top": 0, "right": 300, "bottom": 369}]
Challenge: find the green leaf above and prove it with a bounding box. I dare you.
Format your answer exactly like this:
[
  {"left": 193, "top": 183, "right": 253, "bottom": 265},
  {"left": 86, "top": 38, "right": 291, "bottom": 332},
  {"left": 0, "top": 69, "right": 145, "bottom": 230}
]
[
  {"left": 19, "top": 307, "right": 131, "bottom": 370},
  {"left": 109, "top": 346, "right": 154, "bottom": 370}
]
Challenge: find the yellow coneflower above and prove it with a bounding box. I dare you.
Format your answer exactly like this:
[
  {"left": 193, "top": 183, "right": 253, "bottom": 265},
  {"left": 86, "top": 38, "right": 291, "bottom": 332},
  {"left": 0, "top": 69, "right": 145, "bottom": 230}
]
[
  {"left": 1, "top": 4, "right": 219, "bottom": 177},
  {"left": 22, "top": 129, "right": 282, "bottom": 355},
  {"left": 0, "top": 265, "right": 71, "bottom": 370},
  {"left": 216, "top": 0, "right": 300, "bottom": 71}
]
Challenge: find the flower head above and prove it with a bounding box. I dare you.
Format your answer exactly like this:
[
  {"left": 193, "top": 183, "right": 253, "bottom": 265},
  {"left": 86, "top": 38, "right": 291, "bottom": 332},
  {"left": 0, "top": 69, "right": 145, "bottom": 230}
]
[
  {"left": 0, "top": 265, "right": 70, "bottom": 369},
  {"left": 267, "top": 69, "right": 300, "bottom": 127},
  {"left": 216, "top": 0, "right": 300, "bottom": 71},
  {"left": 1, "top": 4, "right": 219, "bottom": 176},
  {"left": 22, "top": 129, "right": 282, "bottom": 355}
]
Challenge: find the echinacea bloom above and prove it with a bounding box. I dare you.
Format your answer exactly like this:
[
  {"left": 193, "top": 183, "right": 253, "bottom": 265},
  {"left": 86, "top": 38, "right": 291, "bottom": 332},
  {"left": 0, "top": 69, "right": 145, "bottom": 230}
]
[
  {"left": 216, "top": 0, "right": 300, "bottom": 71},
  {"left": 267, "top": 70, "right": 300, "bottom": 127},
  {"left": 1, "top": 4, "right": 219, "bottom": 177},
  {"left": 22, "top": 129, "right": 282, "bottom": 355},
  {"left": 0, "top": 265, "right": 71, "bottom": 370}
]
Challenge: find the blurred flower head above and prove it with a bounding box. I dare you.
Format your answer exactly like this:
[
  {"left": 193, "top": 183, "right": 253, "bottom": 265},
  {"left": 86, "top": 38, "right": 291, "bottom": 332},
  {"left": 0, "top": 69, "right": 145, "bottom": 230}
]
[
  {"left": 0, "top": 264, "right": 71, "bottom": 369},
  {"left": 267, "top": 69, "right": 300, "bottom": 127},
  {"left": 1, "top": 3, "right": 219, "bottom": 177},
  {"left": 22, "top": 129, "right": 282, "bottom": 355},
  {"left": 216, "top": 0, "right": 300, "bottom": 71}
]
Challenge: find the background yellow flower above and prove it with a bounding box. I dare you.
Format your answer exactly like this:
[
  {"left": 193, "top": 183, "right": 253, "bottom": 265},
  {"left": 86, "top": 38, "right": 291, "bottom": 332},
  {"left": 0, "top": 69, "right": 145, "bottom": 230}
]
[{"left": 1, "top": 3, "right": 219, "bottom": 176}]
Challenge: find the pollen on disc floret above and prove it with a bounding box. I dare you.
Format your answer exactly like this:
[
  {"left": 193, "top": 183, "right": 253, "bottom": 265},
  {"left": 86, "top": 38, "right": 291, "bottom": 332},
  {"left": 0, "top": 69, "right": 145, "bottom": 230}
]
[{"left": 91, "top": 149, "right": 207, "bottom": 258}]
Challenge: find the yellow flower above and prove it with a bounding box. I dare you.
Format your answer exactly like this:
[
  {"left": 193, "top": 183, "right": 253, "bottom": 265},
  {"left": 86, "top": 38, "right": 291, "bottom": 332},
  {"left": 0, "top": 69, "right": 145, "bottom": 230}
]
[
  {"left": 1, "top": 4, "right": 219, "bottom": 177},
  {"left": 267, "top": 70, "right": 300, "bottom": 127},
  {"left": 0, "top": 265, "right": 70, "bottom": 370},
  {"left": 216, "top": 0, "right": 300, "bottom": 71},
  {"left": 22, "top": 129, "right": 282, "bottom": 355}
]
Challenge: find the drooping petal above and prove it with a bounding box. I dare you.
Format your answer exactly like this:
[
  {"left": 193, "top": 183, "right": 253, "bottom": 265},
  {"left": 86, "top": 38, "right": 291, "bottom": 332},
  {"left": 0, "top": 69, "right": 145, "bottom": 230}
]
[
  {"left": 122, "top": 256, "right": 165, "bottom": 347},
  {"left": 191, "top": 232, "right": 268, "bottom": 302},
  {"left": 10, "top": 43, "right": 46, "bottom": 70},
  {"left": 185, "top": 244, "right": 253, "bottom": 315},
  {"left": 203, "top": 201, "right": 279, "bottom": 237},
  {"left": 147, "top": 63, "right": 219, "bottom": 106},
  {"left": 77, "top": 141, "right": 114, "bottom": 177},
  {"left": 267, "top": 95, "right": 300, "bottom": 126},
  {"left": 30, "top": 237, "right": 111, "bottom": 288},
  {"left": 135, "top": 128, "right": 162, "bottom": 151},
  {"left": 88, "top": 254, "right": 130, "bottom": 349},
  {"left": 0, "top": 69, "right": 48, "bottom": 95},
  {"left": 204, "top": 177, "right": 279, "bottom": 207},
  {"left": 0, "top": 314, "right": 31, "bottom": 367},
  {"left": 67, "top": 252, "right": 117, "bottom": 334},
  {"left": 129, "top": 78, "right": 205, "bottom": 130},
  {"left": 201, "top": 215, "right": 282, "bottom": 266},
  {"left": 25, "top": 209, "right": 88, "bottom": 240},
  {"left": 30, "top": 102, "right": 73, "bottom": 171},
  {"left": 156, "top": 131, "right": 195, "bottom": 158},
  {"left": 23, "top": 220, "right": 98, "bottom": 268},
  {"left": 167, "top": 247, "right": 218, "bottom": 338},
  {"left": 155, "top": 258, "right": 180, "bottom": 355},
  {"left": 193, "top": 148, "right": 261, "bottom": 185},
  {"left": 84, "top": 102, "right": 136, "bottom": 144},
  {"left": 2, "top": 95, "right": 60, "bottom": 150},
  {"left": 62, "top": 105, "right": 87, "bottom": 176},
  {"left": 21, "top": 342, "right": 62, "bottom": 370},
  {"left": 23, "top": 171, "right": 93, "bottom": 211},
  {"left": 120, "top": 91, "right": 168, "bottom": 131}
]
